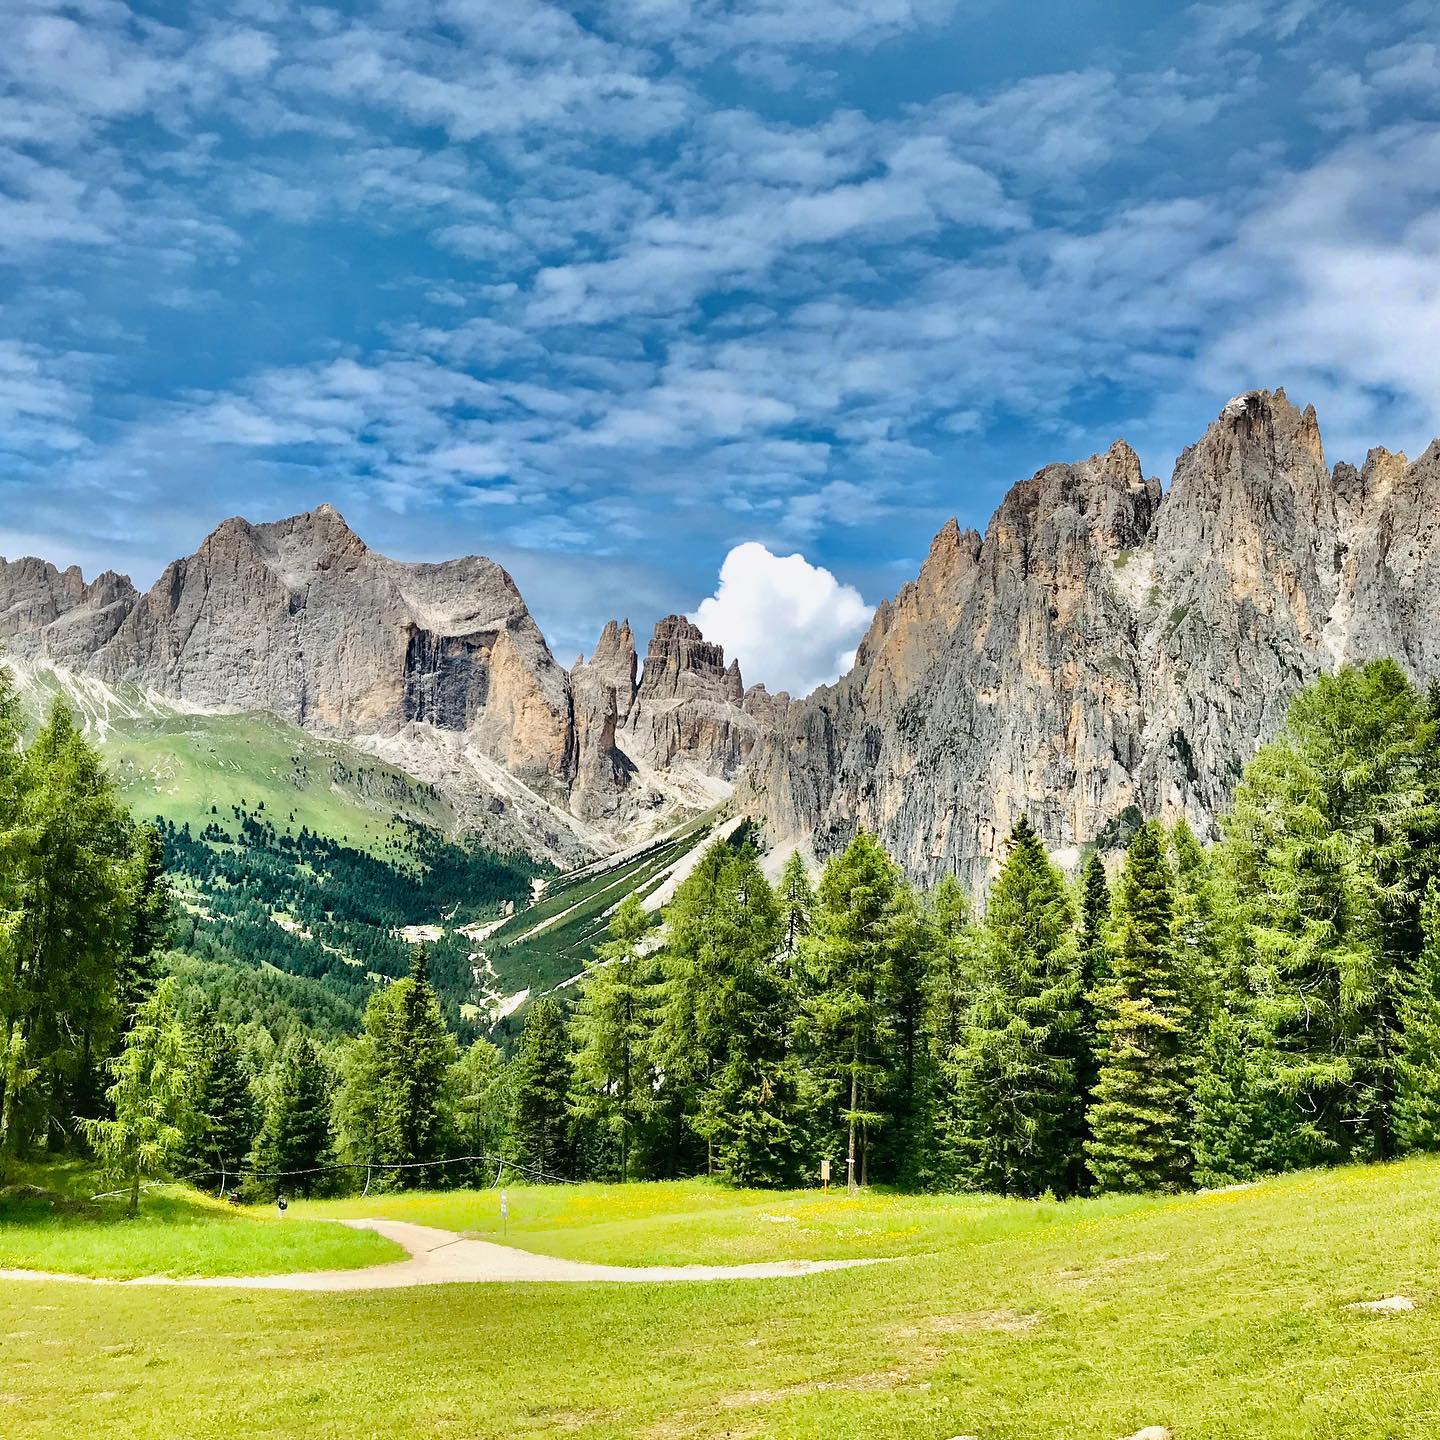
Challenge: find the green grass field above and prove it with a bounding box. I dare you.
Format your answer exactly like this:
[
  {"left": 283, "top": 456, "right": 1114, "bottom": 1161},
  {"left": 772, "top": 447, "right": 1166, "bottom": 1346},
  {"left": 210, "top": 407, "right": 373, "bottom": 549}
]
[
  {"left": 0, "top": 1165, "right": 401, "bottom": 1280},
  {"left": 4, "top": 1159, "right": 1440, "bottom": 1437}
]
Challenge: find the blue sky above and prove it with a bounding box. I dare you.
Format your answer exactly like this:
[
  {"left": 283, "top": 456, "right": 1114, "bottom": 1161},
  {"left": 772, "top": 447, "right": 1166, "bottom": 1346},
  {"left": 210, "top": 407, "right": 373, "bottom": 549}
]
[{"left": 2, "top": 0, "right": 1439, "bottom": 694}]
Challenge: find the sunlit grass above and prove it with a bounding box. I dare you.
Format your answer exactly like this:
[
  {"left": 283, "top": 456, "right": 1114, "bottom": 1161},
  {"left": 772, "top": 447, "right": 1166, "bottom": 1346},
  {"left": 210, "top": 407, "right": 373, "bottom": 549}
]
[
  {"left": 0, "top": 1162, "right": 401, "bottom": 1279},
  {"left": 6, "top": 1158, "right": 1440, "bottom": 1437}
]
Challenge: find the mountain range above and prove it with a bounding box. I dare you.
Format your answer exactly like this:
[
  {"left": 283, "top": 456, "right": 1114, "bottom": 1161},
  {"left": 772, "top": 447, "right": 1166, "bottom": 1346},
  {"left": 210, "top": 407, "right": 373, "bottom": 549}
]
[{"left": 4, "top": 388, "right": 1438, "bottom": 887}]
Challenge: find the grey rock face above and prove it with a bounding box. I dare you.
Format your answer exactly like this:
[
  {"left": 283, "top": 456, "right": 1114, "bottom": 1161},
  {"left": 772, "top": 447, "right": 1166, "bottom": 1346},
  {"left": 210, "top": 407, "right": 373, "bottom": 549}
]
[
  {"left": 0, "top": 514, "right": 758, "bottom": 854},
  {"left": 83, "top": 505, "right": 575, "bottom": 783},
  {"left": 0, "top": 558, "right": 137, "bottom": 663},
  {"left": 738, "top": 391, "right": 1440, "bottom": 889},
  {"left": 622, "top": 614, "right": 776, "bottom": 778}
]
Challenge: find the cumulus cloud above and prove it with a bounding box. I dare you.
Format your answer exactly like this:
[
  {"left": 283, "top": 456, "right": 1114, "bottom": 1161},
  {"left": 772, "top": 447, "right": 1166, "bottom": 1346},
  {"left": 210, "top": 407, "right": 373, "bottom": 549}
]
[{"left": 691, "top": 542, "right": 871, "bottom": 698}]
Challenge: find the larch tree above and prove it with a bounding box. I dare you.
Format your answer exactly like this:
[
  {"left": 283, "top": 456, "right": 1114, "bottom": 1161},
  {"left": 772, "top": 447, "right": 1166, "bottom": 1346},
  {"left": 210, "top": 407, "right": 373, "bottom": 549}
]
[
  {"left": 1223, "top": 661, "right": 1438, "bottom": 1167},
  {"left": 82, "top": 978, "right": 193, "bottom": 1216},
  {"left": 1, "top": 698, "right": 134, "bottom": 1160},
  {"left": 1397, "top": 884, "right": 1440, "bottom": 1152}
]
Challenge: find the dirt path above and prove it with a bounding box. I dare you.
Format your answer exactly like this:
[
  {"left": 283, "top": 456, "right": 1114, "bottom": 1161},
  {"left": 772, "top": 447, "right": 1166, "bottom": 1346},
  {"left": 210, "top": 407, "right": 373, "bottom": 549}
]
[{"left": 0, "top": 1219, "right": 886, "bottom": 1291}]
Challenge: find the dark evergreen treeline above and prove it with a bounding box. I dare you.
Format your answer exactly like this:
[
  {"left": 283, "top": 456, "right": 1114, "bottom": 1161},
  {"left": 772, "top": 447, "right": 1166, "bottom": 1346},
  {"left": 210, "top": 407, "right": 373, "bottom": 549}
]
[
  {"left": 528, "top": 657, "right": 1440, "bottom": 1193},
  {"left": 159, "top": 810, "right": 537, "bottom": 1038},
  {"left": 10, "top": 659, "right": 1440, "bottom": 1206}
]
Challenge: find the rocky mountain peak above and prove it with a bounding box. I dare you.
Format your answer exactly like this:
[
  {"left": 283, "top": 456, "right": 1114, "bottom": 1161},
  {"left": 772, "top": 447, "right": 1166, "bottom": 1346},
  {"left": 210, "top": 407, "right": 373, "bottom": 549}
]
[
  {"left": 637, "top": 614, "right": 736, "bottom": 702},
  {"left": 740, "top": 388, "right": 1440, "bottom": 890}
]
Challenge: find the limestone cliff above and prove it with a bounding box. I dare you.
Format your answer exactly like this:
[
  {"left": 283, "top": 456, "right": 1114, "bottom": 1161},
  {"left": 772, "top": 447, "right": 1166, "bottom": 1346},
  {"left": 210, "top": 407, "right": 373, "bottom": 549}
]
[{"left": 737, "top": 391, "right": 1440, "bottom": 888}]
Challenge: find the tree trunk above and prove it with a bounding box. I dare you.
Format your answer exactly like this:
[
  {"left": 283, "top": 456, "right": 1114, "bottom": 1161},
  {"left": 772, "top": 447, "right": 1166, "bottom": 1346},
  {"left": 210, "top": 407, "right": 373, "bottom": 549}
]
[
  {"left": 846, "top": 1059, "right": 859, "bottom": 1196},
  {"left": 128, "top": 1167, "right": 140, "bottom": 1219}
]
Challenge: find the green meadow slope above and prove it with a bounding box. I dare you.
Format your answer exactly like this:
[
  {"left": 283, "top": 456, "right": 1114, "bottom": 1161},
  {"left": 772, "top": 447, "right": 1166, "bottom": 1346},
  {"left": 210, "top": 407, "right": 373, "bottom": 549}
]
[{"left": 4, "top": 1158, "right": 1440, "bottom": 1438}]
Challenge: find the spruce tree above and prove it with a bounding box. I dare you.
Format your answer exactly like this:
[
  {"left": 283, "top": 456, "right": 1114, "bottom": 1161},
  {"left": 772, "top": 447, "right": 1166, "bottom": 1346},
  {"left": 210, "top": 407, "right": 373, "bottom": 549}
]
[
  {"left": 252, "top": 1030, "right": 334, "bottom": 1197},
  {"left": 388, "top": 946, "right": 456, "bottom": 1185},
  {"left": 1397, "top": 884, "right": 1440, "bottom": 1152},
  {"left": 921, "top": 874, "right": 975, "bottom": 1189},
  {"left": 674, "top": 844, "right": 803, "bottom": 1187},
  {"left": 798, "top": 832, "right": 911, "bottom": 1191},
  {"left": 652, "top": 840, "right": 800, "bottom": 1181},
  {"left": 1086, "top": 821, "right": 1191, "bottom": 1193},
  {"left": 509, "top": 997, "right": 573, "bottom": 1180},
  {"left": 1075, "top": 851, "right": 1111, "bottom": 1117},
  {"left": 1169, "top": 820, "right": 1224, "bottom": 1030},
  {"left": 570, "top": 895, "right": 656, "bottom": 1180},
  {"left": 82, "top": 979, "right": 193, "bottom": 1216},
  {"left": 335, "top": 947, "right": 456, "bottom": 1185},
  {"left": 778, "top": 851, "right": 814, "bottom": 977},
  {"left": 951, "top": 818, "right": 1084, "bottom": 1197},
  {"left": 186, "top": 1018, "right": 257, "bottom": 1190},
  {"left": 121, "top": 824, "right": 171, "bottom": 1016}
]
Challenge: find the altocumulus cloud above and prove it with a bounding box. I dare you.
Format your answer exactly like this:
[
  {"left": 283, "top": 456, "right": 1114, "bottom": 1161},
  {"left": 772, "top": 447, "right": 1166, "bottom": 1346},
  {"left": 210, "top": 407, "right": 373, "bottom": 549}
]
[{"left": 691, "top": 542, "right": 871, "bottom": 698}]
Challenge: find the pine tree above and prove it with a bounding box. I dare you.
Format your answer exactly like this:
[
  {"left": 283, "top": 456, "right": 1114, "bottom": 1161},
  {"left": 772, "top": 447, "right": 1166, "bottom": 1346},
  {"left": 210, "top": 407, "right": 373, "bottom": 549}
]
[
  {"left": 1086, "top": 821, "right": 1191, "bottom": 1193},
  {"left": 509, "top": 997, "right": 573, "bottom": 1180},
  {"left": 570, "top": 895, "right": 656, "bottom": 1180},
  {"left": 1397, "top": 884, "right": 1440, "bottom": 1152},
  {"left": 951, "top": 818, "right": 1084, "bottom": 1197},
  {"left": 252, "top": 1030, "right": 334, "bottom": 1197},
  {"left": 82, "top": 979, "right": 193, "bottom": 1216},
  {"left": 186, "top": 1017, "right": 257, "bottom": 1190},
  {"left": 799, "top": 832, "right": 912, "bottom": 1192}
]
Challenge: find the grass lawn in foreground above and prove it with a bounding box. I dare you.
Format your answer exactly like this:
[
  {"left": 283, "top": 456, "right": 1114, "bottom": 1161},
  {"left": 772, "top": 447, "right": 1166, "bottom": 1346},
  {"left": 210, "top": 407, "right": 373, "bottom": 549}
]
[
  {"left": 4, "top": 1158, "right": 1440, "bottom": 1437},
  {"left": 0, "top": 1164, "right": 402, "bottom": 1279},
  {"left": 299, "top": 1175, "right": 1157, "bottom": 1265}
]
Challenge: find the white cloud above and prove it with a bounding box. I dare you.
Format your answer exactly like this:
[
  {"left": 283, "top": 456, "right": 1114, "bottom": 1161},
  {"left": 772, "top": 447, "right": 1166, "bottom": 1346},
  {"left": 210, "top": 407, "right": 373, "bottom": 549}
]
[{"left": 691, "top": 541, "right": 872, "bottom": 697}]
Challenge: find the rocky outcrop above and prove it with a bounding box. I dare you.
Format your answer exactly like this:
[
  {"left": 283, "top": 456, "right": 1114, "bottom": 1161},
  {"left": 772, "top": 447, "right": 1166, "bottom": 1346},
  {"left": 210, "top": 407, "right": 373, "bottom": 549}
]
[
  {"left": 1, "top": 558, "right": 137, "bottom": 663},
  {"left": 568, "top": 625, "right": 639, "bottom": 823},
  {"left": 0, "top": 514, "right": 758, "bottom": 858},
  {"left": 621, "top": 615, "right": 776, "bottom": 778},
  {"left": 75, "top": 505, "right": 576, "bottom": 786},
  {"left": 738, "top": 391, "right": 1440, "bottom": 889}
]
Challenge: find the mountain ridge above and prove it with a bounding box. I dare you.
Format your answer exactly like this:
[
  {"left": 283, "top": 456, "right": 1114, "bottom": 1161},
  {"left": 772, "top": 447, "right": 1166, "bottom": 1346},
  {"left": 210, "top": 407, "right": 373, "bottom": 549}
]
[
  {"left": 737, "top": 388, "right": 1440, "bottom": 888},
  {"left": 5, "top": 387, "right": 1437, "bottom": 885}
]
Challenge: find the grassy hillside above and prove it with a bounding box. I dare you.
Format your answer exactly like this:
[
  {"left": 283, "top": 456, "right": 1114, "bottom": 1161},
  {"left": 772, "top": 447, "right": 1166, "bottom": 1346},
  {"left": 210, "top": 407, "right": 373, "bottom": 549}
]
[
  {"left": 5, "top": 1158, "right": 1440, "bottom": 1436},
  {"left": 483, "top": 809, "right": 736, "bottom": 1034},
  {"left": 9, "top": 661, "right": 547, "bottom": 1036},
  {"left": 107, "top": 711, "right": 457, "bottom": 853}
]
